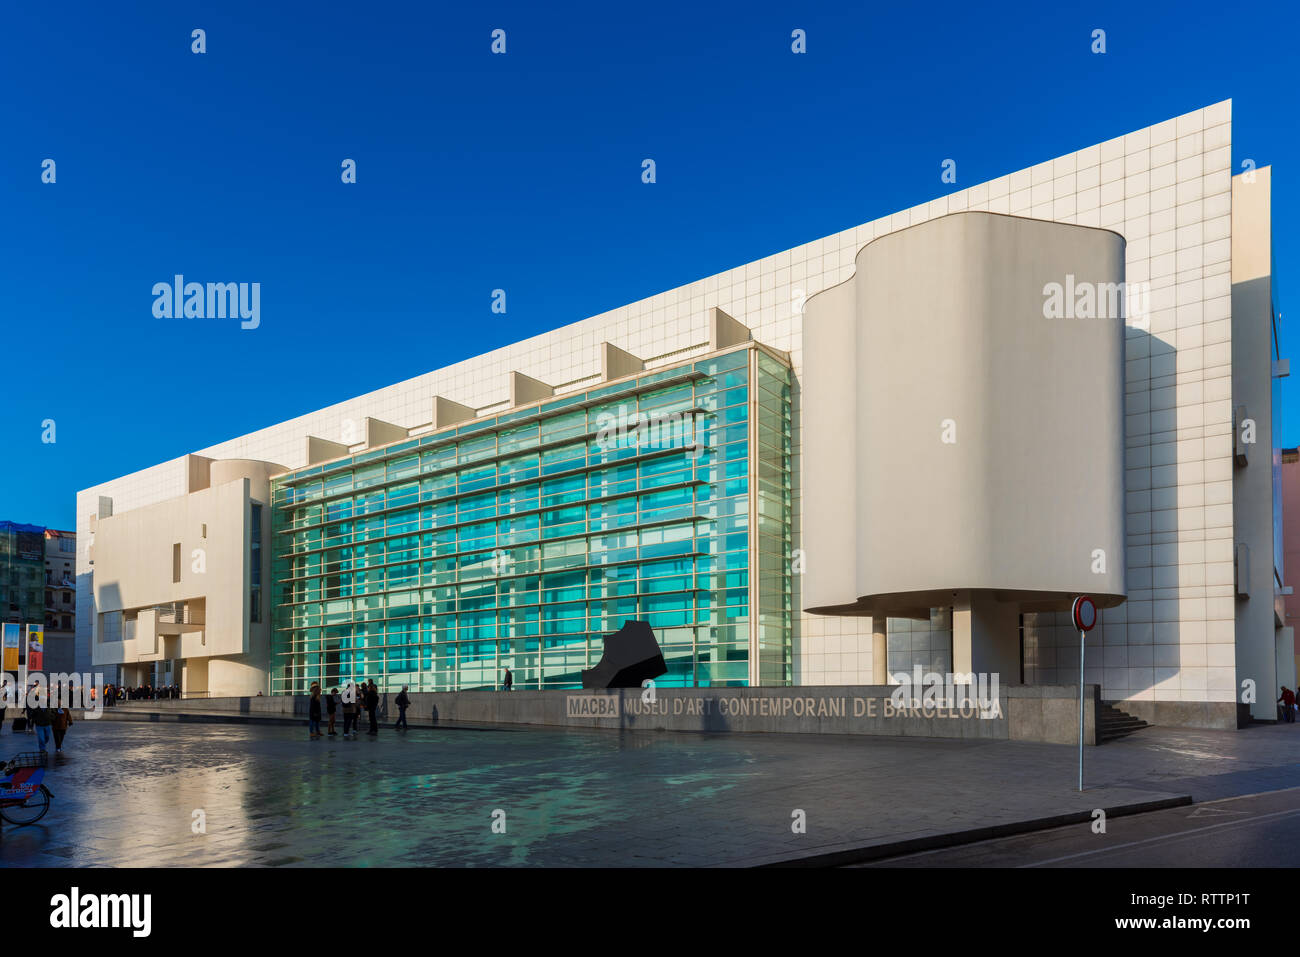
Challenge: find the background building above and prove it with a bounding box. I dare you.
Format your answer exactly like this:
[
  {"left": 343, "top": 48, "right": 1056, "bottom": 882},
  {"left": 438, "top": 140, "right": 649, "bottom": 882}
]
[
  {"left": 1280, "top": 447, "right": 1300, "bottom": 686},
  {"left": 1, "top": 521, "right": 45, "bottom": 628},
  {"left": 77, "top": 100, "right": 1288, "bottom": 727},
  {"left": 43, "top": 529, "right": 77, "bottom": 675}
]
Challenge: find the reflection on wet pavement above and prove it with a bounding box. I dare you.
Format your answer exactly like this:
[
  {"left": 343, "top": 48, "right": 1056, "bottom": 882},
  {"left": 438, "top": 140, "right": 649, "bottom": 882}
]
[
  {"left": 0, "top": 721, "right": 763, "bottom": 867},
  {"left": 3, "top": 718, "right": 1282, "bottom": 866}
]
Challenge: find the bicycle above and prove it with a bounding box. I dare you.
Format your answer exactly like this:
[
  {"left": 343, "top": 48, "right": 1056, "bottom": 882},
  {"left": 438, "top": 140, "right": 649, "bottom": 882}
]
[{"left": 0, "top": 752, "right": 53, "bottom": 825}]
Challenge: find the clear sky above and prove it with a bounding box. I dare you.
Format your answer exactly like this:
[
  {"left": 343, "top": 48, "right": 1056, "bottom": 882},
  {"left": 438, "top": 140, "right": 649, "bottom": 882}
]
[{"left": 1, "top": 0, "right": 1296, "bottom": 531}]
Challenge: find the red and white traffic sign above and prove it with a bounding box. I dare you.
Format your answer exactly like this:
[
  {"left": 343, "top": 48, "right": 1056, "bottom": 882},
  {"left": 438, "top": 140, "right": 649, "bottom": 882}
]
[{"left": 1071, "top": 595, "right": 1097, "bottom": 632}]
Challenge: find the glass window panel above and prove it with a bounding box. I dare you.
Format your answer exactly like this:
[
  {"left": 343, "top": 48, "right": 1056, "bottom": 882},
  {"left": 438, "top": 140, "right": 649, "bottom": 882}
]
[{"left": 458, "top": 434, "right": 497, "bottom": 465}]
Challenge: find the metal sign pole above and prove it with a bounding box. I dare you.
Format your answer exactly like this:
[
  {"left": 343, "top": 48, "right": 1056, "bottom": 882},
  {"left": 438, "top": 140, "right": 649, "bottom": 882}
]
[
  {"left": 1070, "top": 595, "right": 1096, "bottom": 794},
  {"left": 1078, "top": 627, "right": 1085, "bottom": 793}
]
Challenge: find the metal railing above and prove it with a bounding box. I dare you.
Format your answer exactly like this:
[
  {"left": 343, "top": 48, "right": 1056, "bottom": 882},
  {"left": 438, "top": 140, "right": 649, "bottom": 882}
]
[{"left": 152, "top": 602, "right": 203, "bottom": 625}]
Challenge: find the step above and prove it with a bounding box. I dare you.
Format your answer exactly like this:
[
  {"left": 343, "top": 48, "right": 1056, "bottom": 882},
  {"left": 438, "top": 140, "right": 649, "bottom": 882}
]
[{"left": 1096, "top": 702, "right": 1149, "bottom": 742}]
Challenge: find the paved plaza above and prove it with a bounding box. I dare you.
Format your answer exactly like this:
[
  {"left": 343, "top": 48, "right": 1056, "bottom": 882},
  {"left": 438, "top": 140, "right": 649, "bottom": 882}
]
[{"left": 0, "top": 717, "right": 1297, "bottom": 867}]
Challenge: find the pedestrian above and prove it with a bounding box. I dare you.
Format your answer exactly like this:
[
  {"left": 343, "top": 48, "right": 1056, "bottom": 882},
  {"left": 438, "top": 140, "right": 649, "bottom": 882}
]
[
  {"left": 308, "top": 683, "right": 323, "bottom": 739},
  {"left": 326, "top": 687, "right": 338, "bottom": 736},
  {"left": 32, "top": 701, "right": 52, "bottom": 753},
  {"left": 365, "top": 680, "right": 379, "bottom": 735},
  {"left": 341, "top": 681, "right": 358, "bottom": 738},
  {"left": 1278, "top": 686, "right": 1296, "bottom": 723},
  {"left": 503, "top": 667, "right": 513, "bottom": 692},
  {"left": 51, "top": 706, "right": 73, "bottom": 753},
  {"left": 394, "top": 685, "right": 410, "bottom": 731}
]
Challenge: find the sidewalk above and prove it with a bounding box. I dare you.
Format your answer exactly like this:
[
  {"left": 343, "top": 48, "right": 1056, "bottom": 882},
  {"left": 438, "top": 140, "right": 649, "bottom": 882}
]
[{"left": 1, "top": 719, "right": 1293, "bottom": 866}]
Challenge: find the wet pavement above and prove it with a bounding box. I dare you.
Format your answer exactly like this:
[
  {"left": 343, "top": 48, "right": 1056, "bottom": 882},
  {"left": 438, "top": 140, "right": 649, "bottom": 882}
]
[{"left": 0, "top": 718, "right": 1294, "bottom": 866}]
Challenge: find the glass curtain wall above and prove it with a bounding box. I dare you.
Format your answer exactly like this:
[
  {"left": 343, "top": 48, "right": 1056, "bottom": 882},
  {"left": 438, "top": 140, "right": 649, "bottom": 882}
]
[{"left": 270, "top": 344, "right": 792, "bottom": 694}]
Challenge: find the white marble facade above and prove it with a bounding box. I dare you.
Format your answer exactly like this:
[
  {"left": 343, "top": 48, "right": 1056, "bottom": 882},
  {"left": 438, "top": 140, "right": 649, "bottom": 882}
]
[{"left": 78, "top": 102, "right": 1236, "bottom": 709}]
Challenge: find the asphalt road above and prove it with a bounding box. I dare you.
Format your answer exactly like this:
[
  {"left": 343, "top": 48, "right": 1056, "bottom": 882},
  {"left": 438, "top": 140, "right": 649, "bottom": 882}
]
[{"left": 861, "top": 787, "right": 1300, "bottom": 867}]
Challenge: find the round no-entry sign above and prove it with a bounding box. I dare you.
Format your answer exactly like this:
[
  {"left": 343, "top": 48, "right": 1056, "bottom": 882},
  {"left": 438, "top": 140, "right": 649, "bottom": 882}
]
[{"left": 1071, "top": 595, "right": 1097, "bottom": 632}]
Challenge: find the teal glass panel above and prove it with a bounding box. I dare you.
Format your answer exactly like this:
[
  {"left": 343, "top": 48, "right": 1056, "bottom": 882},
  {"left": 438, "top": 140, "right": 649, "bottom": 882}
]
[{"left": 269, "top": 344, "right": 791, "bottom": 694}]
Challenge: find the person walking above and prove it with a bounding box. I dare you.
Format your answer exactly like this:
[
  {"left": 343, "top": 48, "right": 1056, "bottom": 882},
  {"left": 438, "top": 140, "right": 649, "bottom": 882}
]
[
  {"left": 503, "top": 667, "right": 513, "bottom": 692},
  {"left": 24, "top": 683, "right": 36, "bottom": 734},
  {"left": 308, "top": 683, "right": 323, "bottom": 739},
  {"left": 51, "top": 706, "right": 73, "bottom": 753},
  {"left": 341, "top": 681, "right": 358, "bottom": 738},
  {"left": 326, "top": 687, "right": 338, "bottom": 736},
  {"left": 1278, "top": 686, "right": 1296, "bottom": 723},
  {"left": 365, "top": 680, "right": 379, "bottom": 735},
  {"left": 32, "top": 702, "right": 52, "bottom": 753},
  {"left": 394, "top": 685, "right": 410, "bottom": 731}
]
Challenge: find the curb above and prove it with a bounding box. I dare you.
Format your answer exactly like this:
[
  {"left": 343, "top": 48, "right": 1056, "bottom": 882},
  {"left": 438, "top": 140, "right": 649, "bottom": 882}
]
[{"left": 754, "top": 794, "right": 1194, "bottom": 867}]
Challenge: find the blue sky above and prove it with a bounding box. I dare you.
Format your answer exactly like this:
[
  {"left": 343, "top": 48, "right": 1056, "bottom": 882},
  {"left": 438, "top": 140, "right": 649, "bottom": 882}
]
[{"left": 1, "top": 0, "right": 1296, "bottom": 530}]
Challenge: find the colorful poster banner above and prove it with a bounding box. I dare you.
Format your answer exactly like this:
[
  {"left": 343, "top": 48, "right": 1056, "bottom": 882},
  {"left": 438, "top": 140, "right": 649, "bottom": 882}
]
[
  {"left": 2, "top": 623, "right": 19, "bottom": 671},
  {"left": 26, "top": 625, "right": 44, "bottom": 672}
]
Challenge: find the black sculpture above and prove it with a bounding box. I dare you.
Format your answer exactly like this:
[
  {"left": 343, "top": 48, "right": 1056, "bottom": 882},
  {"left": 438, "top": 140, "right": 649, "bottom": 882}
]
[{"left": 581, "top": 620, "right": 667, "bottom": 689}]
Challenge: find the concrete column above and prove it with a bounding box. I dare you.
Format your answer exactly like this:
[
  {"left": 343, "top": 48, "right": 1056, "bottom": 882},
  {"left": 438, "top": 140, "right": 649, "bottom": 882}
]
[
  {"left": 952, "top": 591, "right": 1020, "bottom": 680},
  {"left": 872, "top": 615, "right": 888, "bottom": 683}
]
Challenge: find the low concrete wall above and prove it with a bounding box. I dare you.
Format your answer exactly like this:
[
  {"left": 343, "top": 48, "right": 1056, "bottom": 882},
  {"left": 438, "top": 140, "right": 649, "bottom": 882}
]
[
  {"left": 1113, "top": 699, "right": 1244, "bottom": 731},
  {"left": 102, "top": 684, "right": 1100, "bottom": 745}
]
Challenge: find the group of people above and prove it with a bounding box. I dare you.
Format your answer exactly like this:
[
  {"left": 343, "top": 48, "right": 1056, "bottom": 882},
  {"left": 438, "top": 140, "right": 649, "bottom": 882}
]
[
  {"left": 0, "top": 683, "right": 76, "bottom": 754},
  {"left": 114, "top": 684, "right": 180, "bottom": 701},
  {"left": 307, "top": 680, "right": 413, "bottom": 739}
]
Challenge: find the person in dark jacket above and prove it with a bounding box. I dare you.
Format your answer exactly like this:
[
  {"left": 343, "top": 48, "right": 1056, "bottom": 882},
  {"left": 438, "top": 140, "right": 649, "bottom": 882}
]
[
  {"left": 394, "top": 686, "right": 410, "bottom": 731},
  {"left": 32, "top": 703, "right": 52, "bottom": 752},
  {"left": 326, "top": 688, "right": 338, "bottom": 736},
  {"left": 342, "top": 681, "right": 358, "bottom": 738},
  {"left": 503, "top": 668, "right": 513, "bottom": 692},
  {"left": 51, "top": 707, "right": 73, "bottom": 752},
  {"left": 308, "top": 683, "right": 323, "bottom": 739},
  {"left": 24, "top": 683, "right": 36, "bottom": 734},
  {"left": 1279, "top": 686, "right": 1296, "bottom": 723},
  {"left": 365, "top": 681, "right": 379, "bottom": 735}
]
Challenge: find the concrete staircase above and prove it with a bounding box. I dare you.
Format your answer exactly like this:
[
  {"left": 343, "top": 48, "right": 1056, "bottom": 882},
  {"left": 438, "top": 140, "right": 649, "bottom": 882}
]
[{"left": 1098, "top": 701, "right": 1149, "bottom": 743}]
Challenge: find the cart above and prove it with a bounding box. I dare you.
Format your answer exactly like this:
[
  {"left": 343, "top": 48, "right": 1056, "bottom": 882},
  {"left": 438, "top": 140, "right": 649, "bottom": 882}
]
[{"left": 0, "top": 752, "right": 53, "bottom": 825}]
